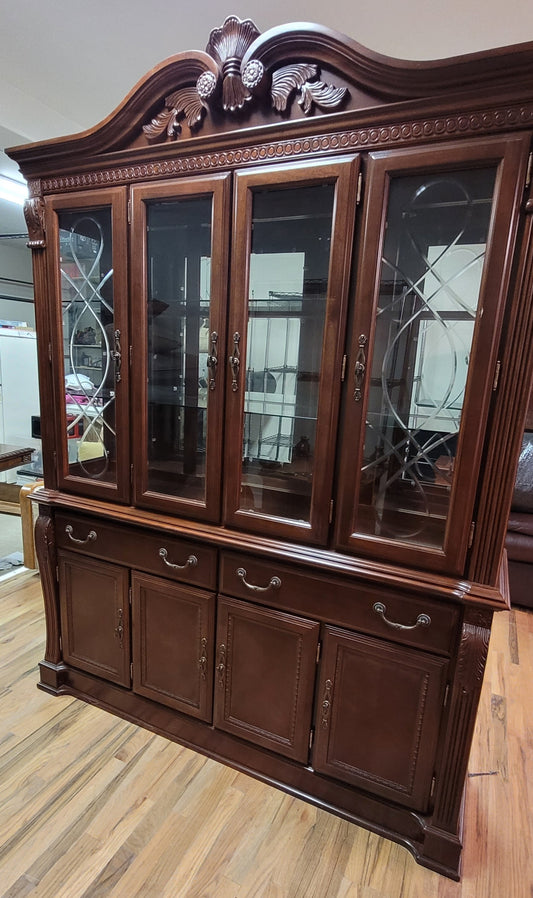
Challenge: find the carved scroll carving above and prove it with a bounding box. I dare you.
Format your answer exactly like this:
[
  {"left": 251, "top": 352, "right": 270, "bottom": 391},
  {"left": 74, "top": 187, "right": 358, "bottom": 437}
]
[
  {"left": 143, "top": 16, "right": 348, "bottom": 143},
  {"left": 269, "top": 63, "right": 348, "bottom": 114},
  {"left": 430, "top": 612, "right": 492, "bottom": 834},
  {"left": 34, "top": 507, "right": 61, "bottom": 665},
  {"left": 24, "top": 196, "right": 45, "bottom": 249},
  {"left": 143, "top": 87, "right": 209, "bottom": 140}
]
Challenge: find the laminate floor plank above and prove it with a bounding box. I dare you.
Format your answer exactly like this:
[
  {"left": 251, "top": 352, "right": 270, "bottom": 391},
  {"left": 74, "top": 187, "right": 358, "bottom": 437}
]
[{"left": 0, "top": 573, "right": 532, "bottom": 898}]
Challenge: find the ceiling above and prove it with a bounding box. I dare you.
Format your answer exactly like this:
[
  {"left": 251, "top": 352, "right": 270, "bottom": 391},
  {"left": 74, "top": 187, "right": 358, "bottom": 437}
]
[{"left": 2, "top": 0, "right": 533, "bottom": 249}]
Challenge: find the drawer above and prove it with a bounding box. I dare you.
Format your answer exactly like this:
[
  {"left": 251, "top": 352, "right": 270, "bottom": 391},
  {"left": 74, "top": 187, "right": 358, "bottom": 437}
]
[
  {"left": 55, "top": 512, "right": 217, "bottom": 589},
  {"left": 219, "top": 551, "right": 460, "bottom": 656}
]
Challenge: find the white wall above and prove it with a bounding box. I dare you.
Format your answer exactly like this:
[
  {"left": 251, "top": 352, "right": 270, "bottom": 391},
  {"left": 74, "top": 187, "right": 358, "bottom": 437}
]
[{"left": 0, "top": 243, "right": 35, "bottom": 329}]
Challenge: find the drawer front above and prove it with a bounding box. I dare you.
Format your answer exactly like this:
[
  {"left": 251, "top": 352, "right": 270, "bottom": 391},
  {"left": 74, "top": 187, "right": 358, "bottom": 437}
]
[
  {"left": 219, "top": 551, "right": 459, "bottom": 655},
  {"left": 55, "top": 512, "right": 217, "bottom": 589}
]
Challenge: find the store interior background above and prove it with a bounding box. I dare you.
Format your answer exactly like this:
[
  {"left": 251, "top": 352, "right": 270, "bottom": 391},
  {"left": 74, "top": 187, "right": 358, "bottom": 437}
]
[{"left": 1, "top": 0, "right": 533, "bottom": 576}]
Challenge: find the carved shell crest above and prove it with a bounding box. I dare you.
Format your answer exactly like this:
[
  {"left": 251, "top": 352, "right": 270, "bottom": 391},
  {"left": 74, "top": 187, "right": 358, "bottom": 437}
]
[{"left": 143, "top": 17, "right": 349, "bottom": 142}]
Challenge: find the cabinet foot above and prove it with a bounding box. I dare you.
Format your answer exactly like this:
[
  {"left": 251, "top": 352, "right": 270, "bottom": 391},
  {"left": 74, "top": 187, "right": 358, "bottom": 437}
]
[{"left": 38, "top": 659, "right": 69, "bottom": 692}]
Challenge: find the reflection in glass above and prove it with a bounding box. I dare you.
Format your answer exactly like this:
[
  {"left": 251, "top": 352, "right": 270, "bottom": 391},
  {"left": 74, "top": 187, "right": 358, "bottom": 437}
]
[
  {"left": 60, "top": 209, "right": 117, "bottom": 483},
  {"left": 239, "top": 184, "right": 335, "bottom": 522},
  {"left": 145, "top": 196, "right": 212, "bottom": 501},
  {"left": 357, "top": 168, "right": 497, "bottom": 549}
]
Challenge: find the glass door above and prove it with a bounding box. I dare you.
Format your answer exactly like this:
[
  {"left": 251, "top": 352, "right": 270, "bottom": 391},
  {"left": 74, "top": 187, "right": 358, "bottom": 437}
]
[
  {"left": 336, "top": 136, "right": 530, "bottom": 573},
  {"left": 224, "top": 157, "right": 359, "bottom": 544},
  {"left": 131, "top": 174, "right": 230, "bottom": 520},
  {"left": 46, "top": 188, "right": 129, "bottom": 501}
]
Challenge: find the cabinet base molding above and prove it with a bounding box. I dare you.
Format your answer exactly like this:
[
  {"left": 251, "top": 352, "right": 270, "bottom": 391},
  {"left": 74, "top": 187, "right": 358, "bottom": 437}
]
[
  {"left": 38, "top": 659, "right": 69, "bottom": 692},
  {"left": 41, "top": 663, "right": 463, "bottom": 879}
]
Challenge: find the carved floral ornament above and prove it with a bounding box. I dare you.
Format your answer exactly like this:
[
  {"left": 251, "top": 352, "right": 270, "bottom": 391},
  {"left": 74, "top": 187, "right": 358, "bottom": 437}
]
[{"left": 143, "top": 16, "right": 349, "bottom": 141}]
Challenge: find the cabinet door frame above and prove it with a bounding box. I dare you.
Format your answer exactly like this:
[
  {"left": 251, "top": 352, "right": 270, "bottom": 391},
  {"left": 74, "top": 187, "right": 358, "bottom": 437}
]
[
  {"left": 214, "top": 595, "right": 320, "bottom": 762},
  {"left": 58, "top": 549, "right": 131, "bottom": 686},
  {"left": 335, "top": 134, "right": 531, "bottom": 574},
  {"left": 130, "top": 173, "right": 231, "bottom": 522},
  {"left": 131, "top": 571, "right": 215, "bottom": 721},
  {"left": 223, "top": 156, "right": 360, "bottom": 545},
  {"left": 313, "top": 625, "right": 448, "bottom": 812},
  {"left": 45, "top": 187, "right": 130, "bottom": 503}
]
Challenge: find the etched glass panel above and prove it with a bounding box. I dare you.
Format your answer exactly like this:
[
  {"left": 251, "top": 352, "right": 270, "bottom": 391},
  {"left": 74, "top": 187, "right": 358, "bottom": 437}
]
[
  {"left": 145, "top": 196, "right": 212, "bottom": 501},
  {"left": 357, "top": 168, "right": 497, "bottom": 549},
  {"left": 239, "top": 184, "right": 335, "bottom": 522},
  {"left": 60, "top": 209, "right": 117, "bottom": 484}
]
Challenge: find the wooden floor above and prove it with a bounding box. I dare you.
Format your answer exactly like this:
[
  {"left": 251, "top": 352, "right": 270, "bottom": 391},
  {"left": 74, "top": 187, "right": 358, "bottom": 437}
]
[{"left": 0, "top": 571, "right": 532, "bottom": 898}]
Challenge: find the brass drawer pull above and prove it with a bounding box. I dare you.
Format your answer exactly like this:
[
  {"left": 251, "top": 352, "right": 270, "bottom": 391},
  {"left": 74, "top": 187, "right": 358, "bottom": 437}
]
[
  {"left": 65, "top": 524, "right": 97, "bottom": 545},
  {"left": 159, "top": 548, "right": 198, "bottom": 570},
  {"left": 373, "top": 602, "right": 431, "bottom": 631},
  {"left": 236, "top": 567, "right": 281, "bottom": 593}
]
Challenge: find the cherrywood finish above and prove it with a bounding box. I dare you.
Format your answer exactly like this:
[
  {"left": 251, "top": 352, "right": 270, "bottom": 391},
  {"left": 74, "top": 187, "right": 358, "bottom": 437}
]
[
  {"left": 55, "top": 509, "right": 217, "bottom": 589},
  {"left": 9, "top": 16, "right": 533, "bottom": 880},
  {"left": 335, "top": 136, "right": 531, "bottom": 574},
  {"left": 44, "top": 188, "right": 130, "bottom": 503},
  {"left": 313, "top": 626, "right": 448, "bottom": 811},
  {"left": 131, "top": 572, "right": 215, "bottom": 721},
  {"left": 223, "top": 157, "right": 359, "bottom": 544},
  {"left": 131, "top": 173, "right": 231, "bottom": 522},
  {"left": 214, "top": 596, "right": 320, "bottom": 762},
  {"left": 58, "top": 550, "right": 130, "bottom": 686}
]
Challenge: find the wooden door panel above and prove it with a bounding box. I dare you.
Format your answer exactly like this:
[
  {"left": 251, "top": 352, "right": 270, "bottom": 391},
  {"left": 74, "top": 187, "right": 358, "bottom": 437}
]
[
  {"left": 214, "top": 596, "right": 320, "bottom": 762},
  {"left": 313, "top": 626, "right": 448, "bottom": 811},
  {"left": 58, "top": 550, "right": 130, "bottom": 686},
  {"left": 131, "top": 572, "right": 215, "bottom": 721}
]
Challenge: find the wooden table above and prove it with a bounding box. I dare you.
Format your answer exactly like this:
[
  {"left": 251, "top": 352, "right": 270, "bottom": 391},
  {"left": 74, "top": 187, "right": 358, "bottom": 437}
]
[{"left": 0, "top": 444, "right": 34, "bottom": 474}]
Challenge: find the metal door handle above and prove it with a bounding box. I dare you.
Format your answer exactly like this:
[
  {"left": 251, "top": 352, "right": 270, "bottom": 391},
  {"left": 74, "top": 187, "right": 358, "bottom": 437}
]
[
  {"left": 229, "top": 332, "right": 241, "bottom": 391},
  {"left": 353, "top": 334, "right": 368, "bottom": 401}
]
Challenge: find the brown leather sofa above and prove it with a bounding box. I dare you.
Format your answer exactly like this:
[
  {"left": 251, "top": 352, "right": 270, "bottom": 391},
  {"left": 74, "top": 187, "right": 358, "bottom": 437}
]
[{"left": 505, "top": 391, "right": 533, "bottom": 610}]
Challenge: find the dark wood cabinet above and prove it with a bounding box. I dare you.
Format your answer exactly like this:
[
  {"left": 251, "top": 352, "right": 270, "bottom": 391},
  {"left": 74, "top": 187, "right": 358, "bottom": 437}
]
[
  {"left": 214, "top": 596, "right": 320, "bottom": 762},
  {"left": 132, "top": 572, "right": 215, "bottom": 721},
  {"left": 11, "top": 15, "right": 533, "bottom": 879},
  {"left": 313, "top": 626, "right": 448, "bottom": 811},
  {"left": 58, "top": 550, "right": 130, "bottom": 686}
]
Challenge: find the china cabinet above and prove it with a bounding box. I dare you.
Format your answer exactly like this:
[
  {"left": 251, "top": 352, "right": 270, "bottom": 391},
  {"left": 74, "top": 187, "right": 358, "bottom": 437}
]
[{"left": 9, "top": 16, "right": 533, "bottom": 879}]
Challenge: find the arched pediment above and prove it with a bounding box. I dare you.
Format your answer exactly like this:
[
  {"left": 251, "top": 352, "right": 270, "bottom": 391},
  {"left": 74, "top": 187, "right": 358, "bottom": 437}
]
[{"left": 9, "top": 15, "right": 533, "bottom": 172}]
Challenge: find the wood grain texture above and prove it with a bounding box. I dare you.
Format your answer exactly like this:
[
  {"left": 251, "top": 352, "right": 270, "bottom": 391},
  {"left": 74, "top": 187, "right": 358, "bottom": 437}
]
[{"left": 0, "top": 572, "right": 531, "bottom": 897}]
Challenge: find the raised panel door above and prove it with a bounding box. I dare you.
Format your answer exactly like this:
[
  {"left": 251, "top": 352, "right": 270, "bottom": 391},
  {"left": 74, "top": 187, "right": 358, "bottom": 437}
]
[
  {"left": 131, "top": 571, "right": 215, "bottom": 721},
  {"left": 313, "top": 625, "right": 448, "bottom": 811},
  {"left": 58, "top": 549, "right": 130, "bottom": 686},
  {"left": 214, "top": 595, "right": 320, "bottom": 762}
]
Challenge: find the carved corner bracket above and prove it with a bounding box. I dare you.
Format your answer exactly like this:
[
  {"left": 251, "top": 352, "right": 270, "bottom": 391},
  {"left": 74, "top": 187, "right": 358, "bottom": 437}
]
[
  {"left": 24, "top": 195, "right": 46, "bottom": 249},
  {"left": 143, "top": 16, "right": 349, "bottom": 142}
]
